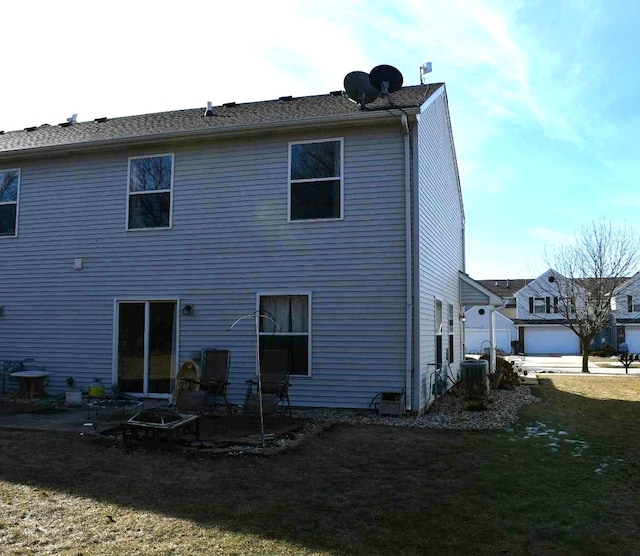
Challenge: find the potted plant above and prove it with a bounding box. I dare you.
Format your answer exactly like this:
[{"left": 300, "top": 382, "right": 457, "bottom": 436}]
[{"left": 65, "top": 377, "right": 82, "bottom": 406}]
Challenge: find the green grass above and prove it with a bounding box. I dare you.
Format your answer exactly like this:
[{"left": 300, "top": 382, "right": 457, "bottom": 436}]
[{"left": 1, "top": 377, "right": 640, "bottom": 555}]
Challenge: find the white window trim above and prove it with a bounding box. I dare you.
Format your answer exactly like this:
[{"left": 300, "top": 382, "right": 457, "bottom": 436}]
[
  {"left": 256, "top": 291, "right": 312, "bottom": 377},
  {"left": 0, "top": 168, "right": 20, "bottom": 238},
  {"left": 288, "top": 138, "right": 344, "bottom": 223},
  {"left": 434, "top": 297, "right": 443, "bottom": 335},
  {"left": 126, "top": 153, "right": 174, "bottom": 231}
]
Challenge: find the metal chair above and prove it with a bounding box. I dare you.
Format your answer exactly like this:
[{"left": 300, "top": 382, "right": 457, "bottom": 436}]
[
  {"left": 198, "top": 349, "right": 233, "bottom": 415},
  {"left": 245, "top": 349, "right": 292, "bottom": 416}
]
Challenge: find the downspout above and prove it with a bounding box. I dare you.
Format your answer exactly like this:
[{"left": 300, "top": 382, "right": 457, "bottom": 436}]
[
  {"left": 490, "top": 308, "right": 497, "bottom": 373},
  {"left": 401, "top": 113, "right": 413, "bottom": 411}
]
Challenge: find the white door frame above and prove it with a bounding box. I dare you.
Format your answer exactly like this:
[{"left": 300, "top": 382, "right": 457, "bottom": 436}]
[{"left": 112, "top": 297, "right": 180, "bottom": 399}]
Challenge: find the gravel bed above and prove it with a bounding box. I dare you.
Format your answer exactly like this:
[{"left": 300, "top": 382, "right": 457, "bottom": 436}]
[{"left": 292, "top": 386, "right": 540, "bottom": 431}]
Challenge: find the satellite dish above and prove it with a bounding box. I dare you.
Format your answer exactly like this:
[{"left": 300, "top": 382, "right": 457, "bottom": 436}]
[
  {"left": 369, "top": 64, "right": 403, "bottom": 94},
  {"left": 344, "top": 71, "right": 380, "bottom": 108}
]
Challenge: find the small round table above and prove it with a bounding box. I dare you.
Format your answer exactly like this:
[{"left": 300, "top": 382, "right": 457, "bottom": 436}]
[{"left": 10, "top": 370, "right": 52, "bottom": 400}]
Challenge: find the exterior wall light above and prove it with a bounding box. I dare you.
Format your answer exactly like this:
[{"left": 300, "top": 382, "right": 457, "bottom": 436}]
[{"left": 182, "top": 304, "right": 193, "bottom": 316}]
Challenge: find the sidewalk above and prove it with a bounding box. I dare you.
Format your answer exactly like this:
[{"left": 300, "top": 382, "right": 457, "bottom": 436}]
[{"left": 519, "top": 355, "right": 640, "bottom": 375}]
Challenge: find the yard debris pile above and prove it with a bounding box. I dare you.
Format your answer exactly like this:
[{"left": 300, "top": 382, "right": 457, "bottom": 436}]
[{"left": 293, "top": 385, "right": 540, "bottom": 430}]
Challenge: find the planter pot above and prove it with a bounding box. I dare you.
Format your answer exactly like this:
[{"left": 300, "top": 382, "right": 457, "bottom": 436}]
[{"left": 65, "top": 390, "right": 83, "bottom": 406}]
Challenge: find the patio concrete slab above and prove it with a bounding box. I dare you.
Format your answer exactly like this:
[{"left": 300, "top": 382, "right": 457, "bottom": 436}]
[
  {"left": 0, "top": 403, "right": 308, "bottom": 446},
  {"left": 0, "top": 405, "right": 139, "bottom": 434}
]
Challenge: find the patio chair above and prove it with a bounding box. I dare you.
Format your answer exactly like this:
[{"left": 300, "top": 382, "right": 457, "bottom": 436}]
[
  {"left": 198, "top": 349, "right": 233, "bottom": 415},
  {"left": 245, "top": 349, "right": 292, "bottom": 417}
]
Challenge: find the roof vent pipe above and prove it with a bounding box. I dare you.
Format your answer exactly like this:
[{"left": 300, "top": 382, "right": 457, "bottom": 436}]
[{"left": 204, "top": 101, "right": 214, "bottom": 117}]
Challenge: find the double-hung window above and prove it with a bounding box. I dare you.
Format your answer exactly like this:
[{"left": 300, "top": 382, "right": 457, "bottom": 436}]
[
  {"left": 127, "top": 154, "right": 173, "bottom": 230},
  {"left": 0, "top": 169, "right": 19, "bottom": 237},
  {"left": 258, "top": 294, "right": 310, "bottom": 376},
  {"left": 448, "top": 303, "right": 454, "bottom": 364},
  {"left": 435, "top": 299, "right": 443, "bottom": 369},
  {"left": 560, "top": 297, "right": 576, "bottom": 314},
  {"left": 289, "top": 139, "right": 343, "bottom": 221},
  {"left": 532, "top": 297, "right": 547, "bottom": 314},
  {"left": 628, "top": 296, "right": 640, "bottom": 313}
]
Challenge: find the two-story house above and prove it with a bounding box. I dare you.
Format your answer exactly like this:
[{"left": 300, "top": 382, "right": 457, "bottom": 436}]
[
  {"left": 469, "top": 270, "right": 640, "bottom": 355},
  {"left": 611, "top": 272, "right": 640, "bottom": 351},
  {"left": 0, "top": 80, "right": 491, "bottom": 412},
  {"left": 510, "top": 269, "right": 584, "bottom": 354}
]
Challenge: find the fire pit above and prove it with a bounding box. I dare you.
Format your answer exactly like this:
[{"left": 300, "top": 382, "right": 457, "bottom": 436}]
[
  {"left": 86, "top": 396, "right": 143, "bottom": 419},
  {"left": 123, "top": 408, "right": 199, "bottom": 449}
]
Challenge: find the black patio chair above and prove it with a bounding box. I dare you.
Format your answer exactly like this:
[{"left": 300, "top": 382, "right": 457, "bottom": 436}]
[
  {"left": 198, "top": 349, "right": 233, "bottom": 415},
  {"left": 245, "top": 349, "right": 292, "bottom": 417}
]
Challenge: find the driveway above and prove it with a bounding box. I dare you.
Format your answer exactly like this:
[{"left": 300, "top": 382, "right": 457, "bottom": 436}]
[{"left": 519, "top": 355, "right": 640, "bottom": 375}]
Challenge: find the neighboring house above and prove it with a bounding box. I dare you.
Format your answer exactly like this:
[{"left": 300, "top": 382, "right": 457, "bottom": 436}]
[
  {"left": 511, "top": 269, "right": 582, "bottom": 354},
  {"left": 0, "top": 80, "right": 491, "bottom": 412},
  {"left": 469, "top": 271, "right": 582, "bottom": 355},
  {"left": 464, "top": 305, "right": 517, "bottom": 354},
  {"left": 611, "top": 272, "right": 640, "bottom": 351},
  {"left": 476, "top": 279, "right": 528, "bottom": 321},
  {"left": 471, "top": 270, "right": 640, "bottom": 355}
]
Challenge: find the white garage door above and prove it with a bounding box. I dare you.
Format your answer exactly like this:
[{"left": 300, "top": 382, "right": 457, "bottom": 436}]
[
  {"left": 624, "top": 327, "right": 640, "bottom": 352},
  {"left": 466, "top": 329, "right": 513, "bottom": 354},
  {"left": 525, "top": 326, "right": 580, "bottom": 355}
]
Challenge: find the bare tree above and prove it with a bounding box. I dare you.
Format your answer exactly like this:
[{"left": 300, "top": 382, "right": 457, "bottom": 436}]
[{"left": 535, "top": 221, "right": 640, "bottom": 372}]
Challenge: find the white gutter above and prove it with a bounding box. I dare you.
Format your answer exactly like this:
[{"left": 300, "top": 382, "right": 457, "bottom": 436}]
[
  {"left": 490, "top": 308, "right": 497, "bottom": 373},
  {"left": 401, "top": 113, "right": 413, "bottom": 410}
]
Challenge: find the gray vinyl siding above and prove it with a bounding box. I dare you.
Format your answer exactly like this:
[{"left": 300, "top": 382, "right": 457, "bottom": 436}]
[
  {"left": 414, "top": 87, "right": 465, "bottom": 411},
  {"left": 0, "top": 124, "right": 408, "bottom": 408},
  {"left": 460, "top": 281, "right": 492, "bottom": 306}
]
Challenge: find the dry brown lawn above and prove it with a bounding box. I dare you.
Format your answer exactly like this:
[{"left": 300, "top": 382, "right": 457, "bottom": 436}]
[{"left": 0, "top": 375, "right": 639, "bottom": 555}]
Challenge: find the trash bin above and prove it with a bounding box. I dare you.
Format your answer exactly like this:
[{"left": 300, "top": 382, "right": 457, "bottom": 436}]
[{"left": 379, "top": 392, "right": 404, "bottom": 416}]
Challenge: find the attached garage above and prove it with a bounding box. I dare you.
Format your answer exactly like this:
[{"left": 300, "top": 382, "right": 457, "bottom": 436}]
[
  {"left": 466, "top": 329, "right": 514, "bottom": 354},
  {"left": 624, "top": 327, "right": 640, "bottom": 352},
  {"left": 524, "top": 325, "right": 580, "bottom": 355}
]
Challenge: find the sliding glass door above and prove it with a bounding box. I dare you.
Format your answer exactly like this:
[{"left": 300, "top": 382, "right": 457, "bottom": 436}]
[{"left": 116, "top": 300, "right": 177, "bottom": 396}]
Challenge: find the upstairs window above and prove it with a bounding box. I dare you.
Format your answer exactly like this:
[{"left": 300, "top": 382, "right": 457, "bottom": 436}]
[
  {"left": 0, "top": 169, "right": 19, "bottom": 237},
  {"left": 628, "top": 296, "right": 640, "bottom": 313},
  {"left": 532, "top": 297, "right": 547, "bottom": 314},
  {"left": 504, "top": 297, "right": 516, "bottom": 308},
  {"left": 127, "top": 154, "right": 173, "bottom": 230},
  {"left": 559, "top": 297, "right": 576, "bottom": 314},
  {"left": 529, "top": 296, "right": 563, "bottom": 314},
  {"left": 289, "top": 139, "right": 342, "bottom": 221}
]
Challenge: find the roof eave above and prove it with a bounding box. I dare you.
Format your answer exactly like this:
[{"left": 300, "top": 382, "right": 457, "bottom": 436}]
[{"left": 0, "top": 107, "right": 420, "bottom": 161}]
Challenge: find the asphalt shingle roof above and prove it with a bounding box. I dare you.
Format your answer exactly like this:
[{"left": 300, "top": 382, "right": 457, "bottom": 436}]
[
  {"left": 0, "top": 84, "right": 442, "bottom": 156},
  {"left": 477, "top": 279, "right": 531, "bottom": 297},
  {"left": 479, "top": 277, "right": 630, "bottom": 297}
]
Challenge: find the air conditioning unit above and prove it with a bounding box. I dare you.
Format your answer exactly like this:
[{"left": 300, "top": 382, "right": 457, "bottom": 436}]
[{"left": 460, "top": 360, "right": 490, "bottom": 398}]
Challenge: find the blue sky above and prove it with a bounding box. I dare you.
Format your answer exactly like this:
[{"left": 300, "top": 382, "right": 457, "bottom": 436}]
[{"left": 2, "top": 0, "right": 637, "bottom": 279}]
